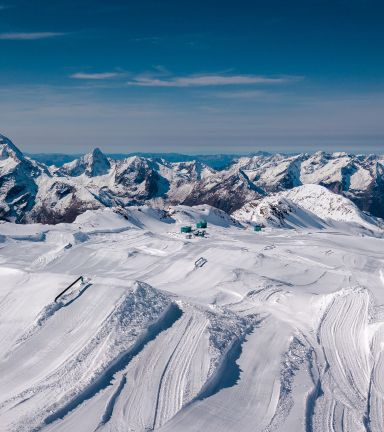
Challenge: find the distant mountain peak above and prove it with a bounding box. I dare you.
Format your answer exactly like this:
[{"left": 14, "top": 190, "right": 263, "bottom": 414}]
[
  {"left": 60, "top": 148, "right": 111, "bottom": 177},
  {"left": 89, "top": 147, "right": 106, "bottom": 158},
  {"left": 247, "top": 151, "right": 272, "bottom": 157},
  {"left": 0, "top": 134, "right": 23, "bottom": 162}
]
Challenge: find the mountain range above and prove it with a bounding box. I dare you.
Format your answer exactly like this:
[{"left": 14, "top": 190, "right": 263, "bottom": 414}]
[
  {"left": 2, "top": 133, "right": 384, "bottom": 224},
  {"left": 24, "top": 152, "right": 252, "bottom": 169}
]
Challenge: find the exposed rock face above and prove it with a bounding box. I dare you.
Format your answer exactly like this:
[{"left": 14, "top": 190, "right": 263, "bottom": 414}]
[
  {"left": 113, "top": 157, "right": 167, "bottom": 202},
  {"left": 0, "top": 135, "right": 40, "bottom": 222},
  {"left": 181, "top": 168, "right": 265, "bottom": 214},
  {"left": 0, "top": 136, "right": 219, "bottom": 223},
  {"left": 2, "top": 133, "right": 384, "bottom": 224}
]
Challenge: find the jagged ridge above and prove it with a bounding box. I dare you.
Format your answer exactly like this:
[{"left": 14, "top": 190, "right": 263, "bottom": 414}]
[{"left": 2, "top": 134, "right": 384, "bottom": 224}]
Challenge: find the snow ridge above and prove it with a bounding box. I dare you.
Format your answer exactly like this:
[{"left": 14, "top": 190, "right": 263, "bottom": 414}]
[{"left": 2, "top": 282, "right": 173, "bottom": 432}]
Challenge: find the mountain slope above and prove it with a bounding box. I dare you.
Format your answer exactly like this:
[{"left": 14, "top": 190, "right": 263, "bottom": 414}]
[
  {"left": 1, "top": 200, "right": 384, "bottom": 431},
  {"left": 180, "top": 168, "right": 265, "bottom": 214},
  {"left": 232, "top": 184, "right": 382, "bottom": 232}
]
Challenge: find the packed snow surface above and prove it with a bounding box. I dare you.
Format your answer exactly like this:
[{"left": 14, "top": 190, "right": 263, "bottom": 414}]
[{"left": 1, "top": 196, "right": 384, "bottom": 431}]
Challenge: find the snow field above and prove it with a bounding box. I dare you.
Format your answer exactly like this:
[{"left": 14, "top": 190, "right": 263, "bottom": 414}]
[{"left": 1, "top": 203, "right": 384, "bottom": 431}]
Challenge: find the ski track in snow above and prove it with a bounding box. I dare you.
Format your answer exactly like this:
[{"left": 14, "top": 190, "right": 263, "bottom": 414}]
[
  {"left": 1, "top": 207, "right": 384, "bottom": 431},
  {"left": 312, "top": 288, "right": 372, "bottom": 432},
  {"left": 96, "top": 306, "right": 210, "bottom": 432},
  {"left": 369, "top": 325, "right": 384, "bottom": 432}
]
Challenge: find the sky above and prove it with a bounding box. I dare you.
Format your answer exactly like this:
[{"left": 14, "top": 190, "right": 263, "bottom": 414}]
[{"left": 0, "top": 0, "right": 383, "bottom": 155}]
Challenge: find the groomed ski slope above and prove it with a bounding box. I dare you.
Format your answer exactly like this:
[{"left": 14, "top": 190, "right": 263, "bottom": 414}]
[{"left": 1, "top": 201, "right": 384, "bottom": 431}]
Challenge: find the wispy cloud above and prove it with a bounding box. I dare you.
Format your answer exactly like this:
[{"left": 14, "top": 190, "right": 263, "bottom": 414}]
[
  {"left": 70, "top": 72, "right": 122, "bottom": 80},
  {"left": 152, "top": 65, "right": 172, "bottom": 75},
  {"left": 127, "top": 75, "right": 300, "bottom": 87},
  {"left": 0, "top": 32, "right": 67, "bottom": 40},
  {"left": 218, "top": 90, "right": 268, "bottom": 98},
  {"left": 0, "top": 5, "right": 14, "bottom": 10},
  {"left": 128, "top": 36, "right": 160, "bottom": 42}
]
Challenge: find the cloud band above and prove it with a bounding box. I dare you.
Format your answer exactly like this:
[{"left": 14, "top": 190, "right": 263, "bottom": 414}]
[
  {"left": 127, "top": 75, "right": 299, "bottom": 87},
  {"left": 70, "top": 72, "right": 120, "bottom": 80},
  {"left": 0, "top": 32, "right": 67, "bottom": 40}
]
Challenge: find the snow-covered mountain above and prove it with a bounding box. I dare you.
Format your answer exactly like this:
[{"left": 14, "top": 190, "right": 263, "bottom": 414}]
[
  {"left": 59, "top": 148, "right": 111, "bottom": 177},
  {"left": 232, "top": 184, "right": 382, "bottom": 232},
  {"left": 0, "top": 135, "right": 263, "bottom": 224},
  {"left": 233, "top": 151, "right": 384, "bottom": 218},
  {"left": 0, "top": 134, "right": 44, "bottom": 223},
  {"left": 2, "top": 133, "right": 384, "bottom": 224}
]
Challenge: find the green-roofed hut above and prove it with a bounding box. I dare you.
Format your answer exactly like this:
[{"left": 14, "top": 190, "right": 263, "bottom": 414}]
[{"left": 197, "top": 220, "right": 207, "bottom": 229}]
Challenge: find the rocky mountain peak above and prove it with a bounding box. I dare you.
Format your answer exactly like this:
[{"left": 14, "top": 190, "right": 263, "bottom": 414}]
[
  {"left": 0, "top": 134, "right": 23, "bottom": 162},
  {"left": 59, "top": 148, "right": 111, "bottom": 177},
  {"left": 83, "top": 148, "right": 111, "bottom": 176}
]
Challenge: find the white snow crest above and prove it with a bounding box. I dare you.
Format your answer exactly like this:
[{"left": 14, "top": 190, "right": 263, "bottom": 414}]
[{"left": 5, "top": 282, "right": 172, "bottom": 432}]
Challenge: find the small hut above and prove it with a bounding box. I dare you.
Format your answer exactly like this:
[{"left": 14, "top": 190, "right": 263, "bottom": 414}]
[{"left": 197, "top": 220, "right": 207, "bottom": 229}]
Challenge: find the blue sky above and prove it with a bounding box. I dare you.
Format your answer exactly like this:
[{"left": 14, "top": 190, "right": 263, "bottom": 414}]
[{"left": 0, "top": 0, "right": 383, "bottom": 154}]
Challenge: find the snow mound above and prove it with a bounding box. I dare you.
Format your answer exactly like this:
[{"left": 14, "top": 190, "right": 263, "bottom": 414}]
[
  {"left": 73, "top": 207, "right": 136, "bottom": 232},
  {"left": 98, "top": 300, "right": 259, "bottom": 431},
  {"left": 127, "top": 206, "right": 175, "bottom": 229},
  {"left": 313, "top": 287, "right": 372, "bottom": 430}
]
